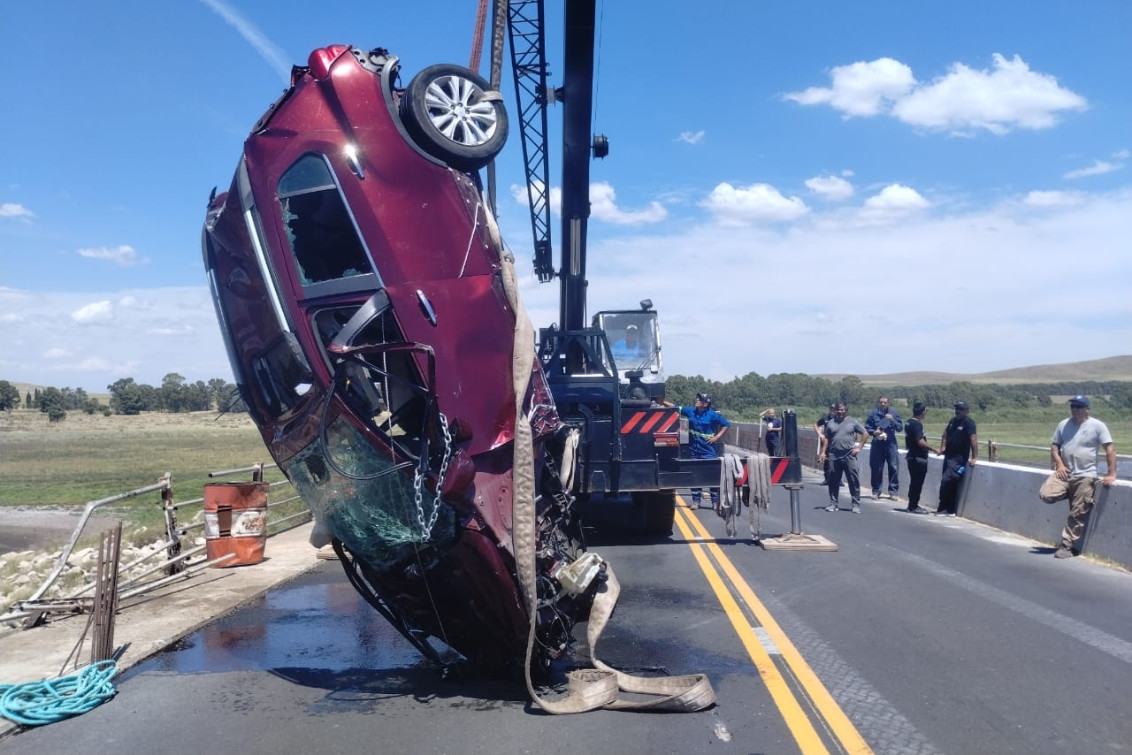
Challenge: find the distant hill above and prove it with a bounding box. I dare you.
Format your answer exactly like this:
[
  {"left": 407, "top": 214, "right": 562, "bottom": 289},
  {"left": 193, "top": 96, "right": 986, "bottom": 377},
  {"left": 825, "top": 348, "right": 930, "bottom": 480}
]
[
  {"left": 6, "top": 381, "right": 111, "bottom": 406},
  {"left": 817, "top": 355, "right": 1132, "bottom": 387}
]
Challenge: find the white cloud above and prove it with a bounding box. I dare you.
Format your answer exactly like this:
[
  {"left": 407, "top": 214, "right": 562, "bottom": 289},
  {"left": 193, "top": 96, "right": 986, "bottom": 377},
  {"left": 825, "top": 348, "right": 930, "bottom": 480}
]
[
  {"left": 198, "top": 0, "right": 292, "bottom": 84},
  {"left": 859, "top": 184, "right": 930, "bottom": 222},
  {"left": 893, "top": 54, "right": 1087, "bottom": 134},
  {"left": 76, "top": 357, "right": 114, "bottom": 371},
  {"left": 787, "top": 54, "right": 1087, "bottom": 135},
  {"left": 805, "top": 175, "right": 855, "bottom": 201},
  {"left": 784, "top": 58, "right": 915, "bottom": 117},
  {"left": 0, "top": 203, "right": 35, "bottom": 220},
  {"left": 677, "top": 130, "right": 706, "bottom": 145},
  {"left": 0, "top": 312, "right": 23, "bottom": 323},
  {"left": 71, "top": 300, "right": 114, "bottom": 324},
  {"left": 511, "top": 181, "right": 667, "bottom": 225},
  {"left": 701, "top": 182, "right": 810, "bottom": 225},
  {"left": 1022, "top": 190, "right": 1086, "bottom": 207},
  {"left": 512, "top": 186, "right": 1131, "bottom": 383},
  {"left": 5, "top": 286, "right": 230, "bottom": 391},
  {"left": 1063, "top": 159, "right": 1124, "bottom": 180},
  {"left": 77, "top": 245, "right": 147, "bottom": 267},
  {"left": 589, "top": 182, "right": 668, "bottom": 225}
]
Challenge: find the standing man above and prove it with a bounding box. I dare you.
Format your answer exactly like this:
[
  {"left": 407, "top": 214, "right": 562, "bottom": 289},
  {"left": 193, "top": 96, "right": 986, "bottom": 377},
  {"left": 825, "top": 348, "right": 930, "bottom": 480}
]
[
  {"left": 814, "top": 403, "right": 837, "bottom": 484},
  {"left": 865, "top": 396, "right": 904, "bottom": 500},
  {"left": 1039, "top": 395, "right": 1117, "bottom": 559},
  {"left": 760, "top": 408, "right": 783, "bottom": 456},
  {"left": 903, "top": 402, "right": 932, "bottom": 514},
  {"left": 818, "top": 403, "right": 868, "bottom": 513},
  {"left": 658, "top": 392, "right": 730, "bottom": 508},
  {"left": 935, "top": 401, "right": 977, "bottom": 516}
]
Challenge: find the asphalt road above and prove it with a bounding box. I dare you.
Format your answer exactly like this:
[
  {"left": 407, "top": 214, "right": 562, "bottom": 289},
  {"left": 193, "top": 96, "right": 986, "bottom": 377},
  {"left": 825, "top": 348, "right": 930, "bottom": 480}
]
[{"left": 5, "top": 475, "right": 1132, "bottom": 755}]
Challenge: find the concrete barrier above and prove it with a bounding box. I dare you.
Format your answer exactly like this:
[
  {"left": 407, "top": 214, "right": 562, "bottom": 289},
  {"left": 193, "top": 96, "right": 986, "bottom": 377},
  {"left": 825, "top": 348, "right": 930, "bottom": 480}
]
[{"left": 726, "top": 421, "right": 1132, "bottom": 569}]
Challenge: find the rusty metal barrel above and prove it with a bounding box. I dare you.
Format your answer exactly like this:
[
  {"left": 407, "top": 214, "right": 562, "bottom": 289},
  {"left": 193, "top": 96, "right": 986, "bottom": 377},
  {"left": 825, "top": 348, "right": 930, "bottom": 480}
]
[{"left": 203, "top": 482, "right": 268, "bottom": 567}]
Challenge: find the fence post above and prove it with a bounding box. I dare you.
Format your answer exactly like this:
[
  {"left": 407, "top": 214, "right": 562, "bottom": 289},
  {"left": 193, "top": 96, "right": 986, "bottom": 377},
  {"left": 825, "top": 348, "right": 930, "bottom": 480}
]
[
  {"left": 988, "top": 440, "right": 998, "bottom": 463},
  {"left": 160, "top": 472, "right": 184, "bottom": 575}
]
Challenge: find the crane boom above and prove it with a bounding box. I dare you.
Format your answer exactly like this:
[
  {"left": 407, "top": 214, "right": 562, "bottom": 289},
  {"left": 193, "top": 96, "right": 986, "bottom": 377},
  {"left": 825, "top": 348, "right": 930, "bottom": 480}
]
[
  {"left": 506, "top": 0, "right": 554, "bottom": 281},
  {"left": 558, "top": 0, "right": 597, "bottom": 334}
]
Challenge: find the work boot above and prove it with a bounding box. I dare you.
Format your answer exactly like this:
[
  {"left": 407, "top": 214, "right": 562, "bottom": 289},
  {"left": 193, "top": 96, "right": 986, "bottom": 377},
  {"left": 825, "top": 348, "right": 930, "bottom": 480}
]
[{"left": 1054, "top": 546, "right": 1075, "bottom": 559}]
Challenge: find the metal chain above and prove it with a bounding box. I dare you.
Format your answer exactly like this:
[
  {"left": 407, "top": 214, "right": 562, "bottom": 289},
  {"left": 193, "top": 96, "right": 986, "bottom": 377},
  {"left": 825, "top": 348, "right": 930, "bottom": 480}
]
[{"left": 413, "top": 413, "right": 453, "bottom": 542}]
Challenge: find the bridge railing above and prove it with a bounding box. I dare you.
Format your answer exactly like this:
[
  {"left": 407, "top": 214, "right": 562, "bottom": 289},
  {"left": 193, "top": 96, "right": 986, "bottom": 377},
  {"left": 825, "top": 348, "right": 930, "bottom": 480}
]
[{"left": 2, "top": 464, "right": 306, "bottom": 627}]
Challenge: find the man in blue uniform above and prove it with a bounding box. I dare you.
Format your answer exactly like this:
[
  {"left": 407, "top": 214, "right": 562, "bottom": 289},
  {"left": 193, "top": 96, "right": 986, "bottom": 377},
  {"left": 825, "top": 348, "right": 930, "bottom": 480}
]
[
  {"left": 659, "top": 392, "right": 730, "bottom": 508},
  {"left": 611, "top": 324, "right": 644, "bottom": 361},
  {"left": 865, "top": 396, "right": 904, "bottom": 499},
  {"left": 760, "top": 407, "right": 783, "bottom": 456}
]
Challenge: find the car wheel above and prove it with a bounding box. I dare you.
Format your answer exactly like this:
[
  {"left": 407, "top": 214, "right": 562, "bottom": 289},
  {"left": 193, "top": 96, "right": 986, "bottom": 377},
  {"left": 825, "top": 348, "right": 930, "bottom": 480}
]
[{"left": 400, "top": 63, "right": 508, "bottom": 172}]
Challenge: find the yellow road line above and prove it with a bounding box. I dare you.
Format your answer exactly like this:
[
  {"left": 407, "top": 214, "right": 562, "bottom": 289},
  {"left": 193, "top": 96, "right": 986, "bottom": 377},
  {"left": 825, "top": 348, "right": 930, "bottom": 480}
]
[
  {"left": 675, "top": 500, "right": 873, "bottom": 755},
  {"left": 673, "top": 505, "right": 830, "bottom": 754}
]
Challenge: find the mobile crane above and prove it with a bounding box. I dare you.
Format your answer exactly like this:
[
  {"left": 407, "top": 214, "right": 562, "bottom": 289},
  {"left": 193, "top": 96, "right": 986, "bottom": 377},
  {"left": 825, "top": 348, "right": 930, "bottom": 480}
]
[{"left": 506, "top": 0, "right": 721, "bottom": 533}]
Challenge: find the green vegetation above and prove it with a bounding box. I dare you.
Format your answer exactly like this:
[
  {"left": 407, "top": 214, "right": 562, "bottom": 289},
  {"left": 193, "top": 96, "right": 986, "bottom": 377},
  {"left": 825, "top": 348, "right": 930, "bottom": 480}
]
[{"left": 0, "top": 411, "right": 281, "bottom": 510}]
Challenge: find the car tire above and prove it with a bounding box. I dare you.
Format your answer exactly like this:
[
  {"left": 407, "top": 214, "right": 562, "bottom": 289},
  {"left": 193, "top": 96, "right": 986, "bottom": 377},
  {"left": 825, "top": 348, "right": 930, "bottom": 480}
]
[{"left": 400, "top": 63, "right": 508, "bottom": 172}]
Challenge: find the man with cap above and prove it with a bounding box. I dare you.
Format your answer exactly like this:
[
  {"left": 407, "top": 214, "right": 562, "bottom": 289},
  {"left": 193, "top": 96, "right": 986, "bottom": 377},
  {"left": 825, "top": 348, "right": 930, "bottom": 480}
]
[
  {"left": 657, "top": 392, "right": 730, "bottom": 508},
  {"left": 1039, "top": 395, "right": 1117, "bottom": 559},
  {"left": 903, "top": 401, "right": 932, "bottom": 514},
  {"left": 935, "top": 401, "right": 977, "bottom": 516}
]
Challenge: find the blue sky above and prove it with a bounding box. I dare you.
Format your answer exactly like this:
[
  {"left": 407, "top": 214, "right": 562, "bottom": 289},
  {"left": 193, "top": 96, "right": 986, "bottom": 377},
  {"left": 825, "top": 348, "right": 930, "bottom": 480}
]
[{"left": 2, "top": 0, "right": 1129, "bottom": 393}]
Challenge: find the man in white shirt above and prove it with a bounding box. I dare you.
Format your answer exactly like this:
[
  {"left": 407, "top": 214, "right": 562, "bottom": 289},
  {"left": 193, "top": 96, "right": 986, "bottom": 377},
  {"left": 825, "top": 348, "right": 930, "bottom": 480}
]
[{"left": 1039, "top": 395, "right": 1117, "bottom": 559}]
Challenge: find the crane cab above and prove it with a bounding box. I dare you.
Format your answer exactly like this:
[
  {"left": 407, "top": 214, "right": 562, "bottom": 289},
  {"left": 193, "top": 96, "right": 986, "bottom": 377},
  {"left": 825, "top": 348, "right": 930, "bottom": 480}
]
[{"left": 593, "top": 303, "right": 664, "bottom": 400}]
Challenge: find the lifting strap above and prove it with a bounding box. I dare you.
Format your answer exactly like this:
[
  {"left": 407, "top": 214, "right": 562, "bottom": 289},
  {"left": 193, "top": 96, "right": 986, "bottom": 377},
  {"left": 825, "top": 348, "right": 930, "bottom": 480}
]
[{"left": 487, "top": 203, "right": 715, "bottom": 714}]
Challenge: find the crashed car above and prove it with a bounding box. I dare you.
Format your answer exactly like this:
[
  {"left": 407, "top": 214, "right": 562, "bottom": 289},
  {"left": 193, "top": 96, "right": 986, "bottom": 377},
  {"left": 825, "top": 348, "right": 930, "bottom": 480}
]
[{"left": 201, "top": 44, "right": 597, "bottom": 673}]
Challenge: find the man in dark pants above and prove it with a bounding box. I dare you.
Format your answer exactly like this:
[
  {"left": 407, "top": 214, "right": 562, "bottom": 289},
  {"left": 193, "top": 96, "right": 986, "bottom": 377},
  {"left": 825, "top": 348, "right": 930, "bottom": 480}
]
[
  {"left": 814, "top": 403, "right": 837, "bottom": 484},
  {"left": 760, "top": 407, "right": 783, "bottom": 456},
  {"left": 936, "top": 401, "right": 977, "bottom": 516},
  {"left": 865, "top": 396, "right": 904, "bottom": 499},
  {"left": 903, "top": 402, "right": 932, "bottom": 514},
  {"left": 818, "top": 403, "right": 867, "bottom": 513}
]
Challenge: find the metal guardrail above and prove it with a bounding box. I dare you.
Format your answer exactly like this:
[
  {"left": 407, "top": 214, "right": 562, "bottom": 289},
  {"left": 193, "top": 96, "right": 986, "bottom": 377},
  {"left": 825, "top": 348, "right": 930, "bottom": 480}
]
[
  {"left": 2, "top": 463, "right": 307, "bottom": 627},
  {"left": 729, "top": 422, "right": 1130, "bottom": 480}
]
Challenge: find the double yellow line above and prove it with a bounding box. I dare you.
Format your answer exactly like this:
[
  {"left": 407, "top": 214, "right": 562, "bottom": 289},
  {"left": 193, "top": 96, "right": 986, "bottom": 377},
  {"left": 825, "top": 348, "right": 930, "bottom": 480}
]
[{"left": 674, "top": 499, "right": 872, "bottom": 755}]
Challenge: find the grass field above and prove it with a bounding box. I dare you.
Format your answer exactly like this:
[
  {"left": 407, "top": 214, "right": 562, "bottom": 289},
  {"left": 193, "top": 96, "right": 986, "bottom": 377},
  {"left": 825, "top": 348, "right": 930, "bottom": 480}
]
[{"left": 0, "top": 409, "right": 283, "bottom": 511}]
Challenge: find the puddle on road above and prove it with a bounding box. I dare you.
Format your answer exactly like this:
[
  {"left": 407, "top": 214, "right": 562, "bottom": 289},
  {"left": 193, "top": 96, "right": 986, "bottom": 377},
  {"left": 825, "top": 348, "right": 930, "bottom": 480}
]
[{"left": 125, "top": 568, "right": 426, "bottom": 677}]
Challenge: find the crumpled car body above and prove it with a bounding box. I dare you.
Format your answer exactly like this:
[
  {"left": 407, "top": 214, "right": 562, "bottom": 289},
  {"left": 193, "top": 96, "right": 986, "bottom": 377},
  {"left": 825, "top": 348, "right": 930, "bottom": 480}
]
[{"left": 202, "top": 44, "right": 594, "bottom": 673}]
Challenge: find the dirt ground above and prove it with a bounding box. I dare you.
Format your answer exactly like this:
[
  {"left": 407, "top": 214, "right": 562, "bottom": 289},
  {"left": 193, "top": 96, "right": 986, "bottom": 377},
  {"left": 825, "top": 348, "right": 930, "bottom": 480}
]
[{"left": 0, "top": 507, "right": 124, "bottom": 554}]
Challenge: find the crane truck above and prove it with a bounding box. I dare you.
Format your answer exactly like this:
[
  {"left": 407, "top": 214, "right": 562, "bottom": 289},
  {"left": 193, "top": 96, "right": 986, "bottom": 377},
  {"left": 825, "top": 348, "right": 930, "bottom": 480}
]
[{"left": 508, "top": 0, "right": 722, "bottom": 533}]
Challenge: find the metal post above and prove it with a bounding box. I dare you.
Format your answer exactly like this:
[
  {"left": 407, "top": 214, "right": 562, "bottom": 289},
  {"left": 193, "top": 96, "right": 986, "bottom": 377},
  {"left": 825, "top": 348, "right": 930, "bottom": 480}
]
[
  {"left": 160, "top": 472, "right": 184, "bottom": 575},
  {"left": 787, "top": 485, "right": 802, "bottom": 535}
]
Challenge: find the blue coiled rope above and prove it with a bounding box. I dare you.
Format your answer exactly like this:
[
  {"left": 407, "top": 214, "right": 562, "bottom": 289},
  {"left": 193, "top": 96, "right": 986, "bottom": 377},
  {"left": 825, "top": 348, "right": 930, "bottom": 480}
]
[{"left": 0, "top": 660, "right": 117, "bottom": 726}]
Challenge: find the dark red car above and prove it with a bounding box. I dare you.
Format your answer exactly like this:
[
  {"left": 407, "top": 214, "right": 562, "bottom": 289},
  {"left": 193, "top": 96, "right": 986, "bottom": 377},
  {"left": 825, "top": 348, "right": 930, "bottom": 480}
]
[{"left": 202, "top": 45, "right": 598, "bottom": 673}]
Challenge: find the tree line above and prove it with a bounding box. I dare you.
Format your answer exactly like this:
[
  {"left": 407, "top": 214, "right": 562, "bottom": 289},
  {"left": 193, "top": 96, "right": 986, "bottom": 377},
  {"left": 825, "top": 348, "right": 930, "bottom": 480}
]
[
  {"left": 4, "top": 371, "right": 1131, "bottom": 424},
  {"left": 0, "top": 374, "right": 245, "bottom": 422},
  {"left": 662, "top": 373, "right": 1132, "bottom": 420}
]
